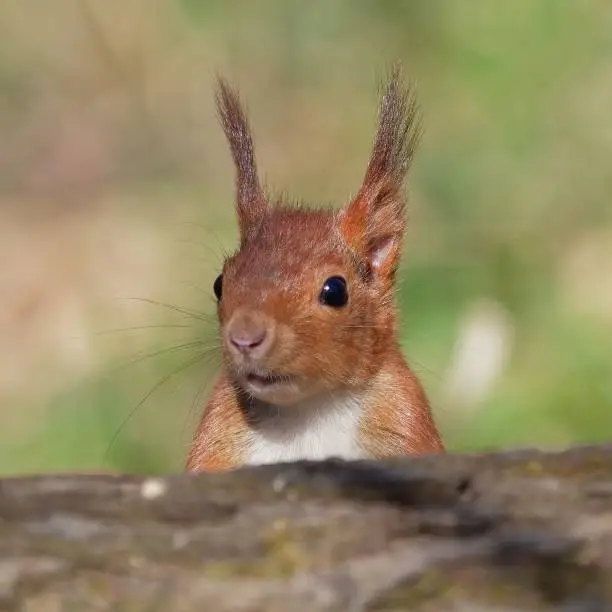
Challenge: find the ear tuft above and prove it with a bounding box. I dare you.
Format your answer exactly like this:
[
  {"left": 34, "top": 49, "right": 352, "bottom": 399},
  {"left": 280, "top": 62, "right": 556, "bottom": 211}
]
[
  {"left": 341, "top": 64, "right": 422, "bottom": 279},
  {"left": 215, "top": 76, "right": 267, "bottom": 237}
]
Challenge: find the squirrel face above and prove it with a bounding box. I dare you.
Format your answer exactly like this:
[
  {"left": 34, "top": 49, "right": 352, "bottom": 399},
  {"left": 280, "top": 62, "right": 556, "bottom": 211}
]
[
  {"left": 213, "top": 67, "right": 421, "bottom": 406},
  {"left": 215, "top": 207, "right": 393, "bottom": 405}
]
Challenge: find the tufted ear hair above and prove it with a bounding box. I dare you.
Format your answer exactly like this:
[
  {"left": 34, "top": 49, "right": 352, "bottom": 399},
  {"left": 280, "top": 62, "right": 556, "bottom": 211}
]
[
  {"left": 340, "top": 65, "right": 422, "bottom": 281},
  {"left": 216, "top": 77, "right": 268, "bottom": 239}
]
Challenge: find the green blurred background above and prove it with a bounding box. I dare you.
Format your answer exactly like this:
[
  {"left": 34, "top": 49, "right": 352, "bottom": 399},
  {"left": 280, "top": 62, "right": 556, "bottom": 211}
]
[{"left": 1, "top": 1, "right": 611, "bottom": 475}]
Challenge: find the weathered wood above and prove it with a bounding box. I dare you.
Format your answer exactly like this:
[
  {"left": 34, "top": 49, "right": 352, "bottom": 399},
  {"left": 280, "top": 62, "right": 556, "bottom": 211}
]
[{"left": 2, "top": 445, "right": 612, "bottom": 610}]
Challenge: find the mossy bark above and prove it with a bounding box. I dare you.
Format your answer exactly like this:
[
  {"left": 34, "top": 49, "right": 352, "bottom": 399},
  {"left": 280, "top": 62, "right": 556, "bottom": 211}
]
[{"left": 2, "top": 446, "right": 612, "bottom": 610}]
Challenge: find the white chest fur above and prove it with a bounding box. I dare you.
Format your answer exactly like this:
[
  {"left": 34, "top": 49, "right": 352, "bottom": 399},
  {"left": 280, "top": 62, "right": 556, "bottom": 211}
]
[{"left": 245, "top": 392, "right": 366, "bottom": 465}]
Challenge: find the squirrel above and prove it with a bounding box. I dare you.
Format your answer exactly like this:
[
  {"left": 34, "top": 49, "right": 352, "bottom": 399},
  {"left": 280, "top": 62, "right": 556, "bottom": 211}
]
[{"left": 186, "top": 66, "right": 445, "bottom": 472}]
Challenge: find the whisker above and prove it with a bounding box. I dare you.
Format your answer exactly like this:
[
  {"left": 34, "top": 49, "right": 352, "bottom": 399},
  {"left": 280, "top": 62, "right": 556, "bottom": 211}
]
[
  {"left": 178, "top": 220, "right": 231, "bottom": 263},
  {"left": 181, "top": 360, "right": 222, "bottom": 443},
  {"left": 406, "top": 358, "right": 444, "bottom": 383},
  {"left": 177, "top": 281, "right": 219, "bottom": 306},
  {"left": 93, "top": 324, "right": 195, "bottom": 337},
  {"left": 119, "top": 297, "right": 214, "bottom": 322},
  {"left": 108, "top": 341, "right": 216, "bottom": 377},
  {"left": 103, "top": 351, "right": 212, "bottom": 463}
]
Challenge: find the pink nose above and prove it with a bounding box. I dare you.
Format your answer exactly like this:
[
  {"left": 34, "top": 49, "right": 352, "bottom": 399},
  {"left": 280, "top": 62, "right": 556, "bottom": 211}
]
[
  {"left": 226, "top": 309, "right": 274, "bottom": 359},
  {"left": 229, "top": 328, "right": 267, "bottom": 353}
]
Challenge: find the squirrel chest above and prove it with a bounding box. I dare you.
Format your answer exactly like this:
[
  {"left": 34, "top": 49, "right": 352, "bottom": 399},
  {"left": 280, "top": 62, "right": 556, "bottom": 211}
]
[{"left": 244, "top": 392, "right": 365, "bottom": 465}]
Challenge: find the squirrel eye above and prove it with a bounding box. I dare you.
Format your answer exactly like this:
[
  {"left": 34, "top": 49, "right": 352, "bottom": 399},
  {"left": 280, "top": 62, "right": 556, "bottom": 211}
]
[
  {"left": 319, "top": 276, "right": 348, "bottom": 308},
  {"left": 213, "top": 274, "right": 223, "bottom": 300}
]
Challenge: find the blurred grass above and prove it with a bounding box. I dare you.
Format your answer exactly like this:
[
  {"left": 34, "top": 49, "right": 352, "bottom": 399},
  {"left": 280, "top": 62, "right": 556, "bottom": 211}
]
[{"left": 0, "top": 0, "right": 611, "bottom": 475}]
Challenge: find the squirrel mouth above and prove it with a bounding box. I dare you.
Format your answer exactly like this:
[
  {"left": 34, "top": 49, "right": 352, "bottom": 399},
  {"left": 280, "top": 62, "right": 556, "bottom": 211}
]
[
  {"left": 240, "top": 370, "right": 306, "bottom": 403},
  {"left": 245, "top": 372, "right": 292, "bottom": 387}
]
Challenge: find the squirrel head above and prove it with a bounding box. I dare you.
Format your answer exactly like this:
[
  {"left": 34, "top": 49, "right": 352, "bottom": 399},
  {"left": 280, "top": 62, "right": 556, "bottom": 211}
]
[{"left": 212, "top": 66, "right": 422, "bottom": 406}]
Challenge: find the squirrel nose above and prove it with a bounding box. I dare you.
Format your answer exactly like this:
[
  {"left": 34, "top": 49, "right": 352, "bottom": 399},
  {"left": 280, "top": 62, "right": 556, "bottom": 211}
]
[
  {"left": 229, "top": 328, "right": 266, "bottom": 353},
  {"left": 226, "top": 310, "right": 274, "bottom": 358}
]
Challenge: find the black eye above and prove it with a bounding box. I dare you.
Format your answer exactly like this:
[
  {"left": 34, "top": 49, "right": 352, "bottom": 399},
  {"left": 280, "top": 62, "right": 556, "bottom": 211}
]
[
  {"left": 319, "top": 276, "right": 348, "bottom": 308},
  {"left": 213, "top": 274, "right": 223, "bottom": 300}
]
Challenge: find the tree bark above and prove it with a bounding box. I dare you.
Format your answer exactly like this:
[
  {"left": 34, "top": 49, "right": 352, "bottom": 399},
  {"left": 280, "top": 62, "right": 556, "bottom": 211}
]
[{"left": 1, "top": 445, "right": 612, "bottom": 610}]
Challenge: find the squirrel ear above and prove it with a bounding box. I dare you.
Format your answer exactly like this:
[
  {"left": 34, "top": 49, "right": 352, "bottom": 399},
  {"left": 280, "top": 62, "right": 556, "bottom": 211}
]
[
  {"left": 216, "top": 77, "right": 267, "bottom": 238},
  {"left": 340, "top": 65, "right": 421, "bottom": 279}
]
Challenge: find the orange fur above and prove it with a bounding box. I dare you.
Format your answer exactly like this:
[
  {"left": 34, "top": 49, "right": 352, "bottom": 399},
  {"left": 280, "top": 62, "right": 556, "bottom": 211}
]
[
  {"left": 359, "top": 349, "right": 445, "bottom": 456},
  {"left": 186, "top": 65, "right": 444, "bottom": 472},
  {"left": 185, "top": 376, "right": 249, "bottom": 471}
]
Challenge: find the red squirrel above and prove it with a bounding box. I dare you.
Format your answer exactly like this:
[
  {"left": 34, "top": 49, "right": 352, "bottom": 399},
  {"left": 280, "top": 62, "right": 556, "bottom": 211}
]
[{"left": 186, "top": 66, "right": 445, "bottom": 472}]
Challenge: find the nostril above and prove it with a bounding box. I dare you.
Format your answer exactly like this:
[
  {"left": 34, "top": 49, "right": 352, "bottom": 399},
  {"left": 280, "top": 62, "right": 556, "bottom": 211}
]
[
  {"left": 226, "top": 310, "right": 274, "bottom": 356},
  {"left": 229, "top": 329, "right": 266, "bottom": 352}
]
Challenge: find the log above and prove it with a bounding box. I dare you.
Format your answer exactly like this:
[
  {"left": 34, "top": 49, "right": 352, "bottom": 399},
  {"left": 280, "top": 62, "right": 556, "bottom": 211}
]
[{"left": 2, "top": 445, "right": 612, "bottom": 610}]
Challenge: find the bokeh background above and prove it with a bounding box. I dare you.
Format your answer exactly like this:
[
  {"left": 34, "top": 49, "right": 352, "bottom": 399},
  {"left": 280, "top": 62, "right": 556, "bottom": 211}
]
[{"left": 1, "top": 1, "right": 611, "bottom": 476}]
